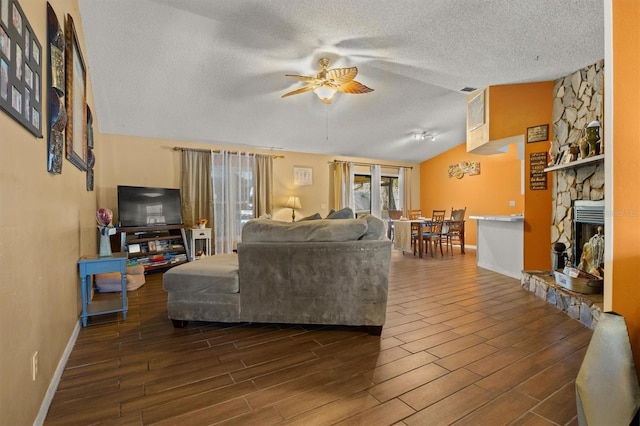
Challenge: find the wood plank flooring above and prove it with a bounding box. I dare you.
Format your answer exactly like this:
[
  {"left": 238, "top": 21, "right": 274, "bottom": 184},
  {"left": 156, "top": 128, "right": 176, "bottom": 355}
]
[{"left": 44, "top": 249, "right": 592, "bottom": 425}]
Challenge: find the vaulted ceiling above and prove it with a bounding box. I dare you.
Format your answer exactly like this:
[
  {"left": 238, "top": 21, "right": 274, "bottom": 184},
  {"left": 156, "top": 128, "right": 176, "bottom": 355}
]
[{"left": 78, "top": 0, "right": 604, "bottom": 163}]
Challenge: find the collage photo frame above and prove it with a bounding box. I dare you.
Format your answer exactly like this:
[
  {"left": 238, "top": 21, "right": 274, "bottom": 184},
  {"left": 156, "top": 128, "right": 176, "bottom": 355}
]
[{"left": 0, "top": 0, "right": 43, "bottom": 137}]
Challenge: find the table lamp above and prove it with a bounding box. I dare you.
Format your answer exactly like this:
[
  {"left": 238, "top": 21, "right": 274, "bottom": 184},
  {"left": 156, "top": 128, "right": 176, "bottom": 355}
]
[{"left": 285, "top": 196, "right": 302, "bottom": 222}]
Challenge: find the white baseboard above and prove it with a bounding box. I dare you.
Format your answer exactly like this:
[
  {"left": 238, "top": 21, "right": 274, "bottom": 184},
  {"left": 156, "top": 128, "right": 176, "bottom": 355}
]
[{"left": 33, "top": 319, "right": 81, "bottom": 426}]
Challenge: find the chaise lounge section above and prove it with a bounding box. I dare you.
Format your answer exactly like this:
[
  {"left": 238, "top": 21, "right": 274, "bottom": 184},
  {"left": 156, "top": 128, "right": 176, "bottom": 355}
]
[{"left": 163, "top": 214, "right": 392, "bottom": 334}]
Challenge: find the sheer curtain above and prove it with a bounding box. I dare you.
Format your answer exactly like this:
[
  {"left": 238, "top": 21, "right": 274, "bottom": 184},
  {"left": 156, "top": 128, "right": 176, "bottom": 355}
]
[
  {"left": 212, "top": 151, "right": 253, "bottom": 254},
  {"left": 180, "top": 149, "right": 213, "bottom": 228},
  {"left": 370, "top": 164, "right": 382, "bottom": 218},
  {"left": 254, "top": 154, "right": 273, "bottom": 218},
  {"left": 334, "top": 161, "right": 355, "bottom": 211},
  {"left": 399, "top": 167, "right": 412, "bottom": 217}
]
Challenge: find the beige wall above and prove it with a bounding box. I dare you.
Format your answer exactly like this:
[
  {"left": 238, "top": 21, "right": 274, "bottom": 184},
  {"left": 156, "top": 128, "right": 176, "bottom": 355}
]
[
  {"left": 96, "top": 134, "right": 421, "bottom": 224},
  {"left": 0, "top": 0, "right": 99, "bottom": 424}
]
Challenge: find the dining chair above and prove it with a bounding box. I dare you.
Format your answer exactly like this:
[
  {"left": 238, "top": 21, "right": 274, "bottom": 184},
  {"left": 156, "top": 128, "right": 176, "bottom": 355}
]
[
  {"left": 408, "top": 210, "right": 422, "bottom": 255},
  {"left": 445, "top": 207, "right": 467, "bottom": 254},
  {"left": 408, "top": 210, "right": 422, "bottom": 220},
  {"left": 422, "top": 209, "right": 446, "bottom": 257},
  {"left": 386, "top": 209, "right": 402, "bottom": 240}
]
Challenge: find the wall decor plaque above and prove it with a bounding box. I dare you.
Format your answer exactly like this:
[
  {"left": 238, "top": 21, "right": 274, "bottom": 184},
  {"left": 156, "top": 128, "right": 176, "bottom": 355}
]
[
  {"left": 529, "top": 151, "right": 548, "bottom": 190},
  {"left": 527, "top": 124, "right": 549, "bottom": 143},
  {"left": 0, "top": 0, "right": 43, "bottom": 137}
]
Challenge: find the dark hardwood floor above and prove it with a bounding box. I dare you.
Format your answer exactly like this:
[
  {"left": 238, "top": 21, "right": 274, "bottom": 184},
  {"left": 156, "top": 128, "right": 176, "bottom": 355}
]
[{"left": 44, "top": 248, "right": 592, "bottom": 425}]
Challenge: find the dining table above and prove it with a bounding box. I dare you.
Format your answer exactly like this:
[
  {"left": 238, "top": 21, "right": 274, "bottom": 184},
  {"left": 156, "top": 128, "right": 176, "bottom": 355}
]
[{"left": 391, "top": 218, "right": 465, "bottom": 258}]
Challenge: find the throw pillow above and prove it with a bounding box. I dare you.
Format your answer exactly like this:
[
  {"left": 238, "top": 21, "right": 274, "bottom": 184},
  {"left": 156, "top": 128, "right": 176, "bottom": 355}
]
[
  {"left": 326, "top": 207, "right": 354, "bottom": 219},
  {"left": 299, "top": 212, "right": 322, "bottom": 221}
]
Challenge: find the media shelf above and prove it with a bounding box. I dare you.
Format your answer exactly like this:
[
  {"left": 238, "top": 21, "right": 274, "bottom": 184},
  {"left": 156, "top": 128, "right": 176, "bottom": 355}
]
[{"left": 111, "top": 225, "right": 190, "bottom": 272}]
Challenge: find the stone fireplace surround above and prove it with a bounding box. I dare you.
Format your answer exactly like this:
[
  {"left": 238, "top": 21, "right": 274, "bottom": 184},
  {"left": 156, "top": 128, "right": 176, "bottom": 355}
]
[{"left": 521, "top": 60, "right": 604, "bottom": 329}]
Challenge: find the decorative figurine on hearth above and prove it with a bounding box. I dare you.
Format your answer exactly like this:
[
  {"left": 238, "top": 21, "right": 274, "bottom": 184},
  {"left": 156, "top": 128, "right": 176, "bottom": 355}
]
[
  {"left": 569, "top": 143, "right": 580, "bottom": 162},
  {"left": 578, "top": 225, "right": 604, "bottom": 278},
  {"left": 585, "top": 120, "right": 601, "bottom": 157},
  {"left": 579, "top": 135, "right": 589, "bottom": 159},
  {"left": 96, "top": 208, "right": 116, "bottom": 257}
]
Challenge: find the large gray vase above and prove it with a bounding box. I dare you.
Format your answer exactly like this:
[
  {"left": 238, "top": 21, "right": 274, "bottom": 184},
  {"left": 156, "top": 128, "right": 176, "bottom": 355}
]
[{"left": 576, "top": 311, "right": 640, "bottom": 425}]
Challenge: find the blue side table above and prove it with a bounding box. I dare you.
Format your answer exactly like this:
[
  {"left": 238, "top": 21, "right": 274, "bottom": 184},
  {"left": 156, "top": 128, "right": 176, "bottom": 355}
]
[{"left": 77, "top": 252, "right": 128, "bottom": 327}]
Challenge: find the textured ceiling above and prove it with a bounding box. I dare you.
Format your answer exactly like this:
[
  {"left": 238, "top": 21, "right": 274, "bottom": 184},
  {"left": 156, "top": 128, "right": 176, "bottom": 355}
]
[{"left": 78, "top": 0, "right": 604, "bottom": 163}]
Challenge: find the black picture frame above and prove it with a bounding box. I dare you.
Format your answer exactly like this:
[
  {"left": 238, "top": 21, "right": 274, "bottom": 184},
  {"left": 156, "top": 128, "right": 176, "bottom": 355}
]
[{"left": 0, "top": 0, "right": 43, "bottom": 137}]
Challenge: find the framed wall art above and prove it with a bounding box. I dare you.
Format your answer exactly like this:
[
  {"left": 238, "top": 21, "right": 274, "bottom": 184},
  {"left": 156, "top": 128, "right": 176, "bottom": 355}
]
[
  {"left": 86, "top": 104, "right": 95, "bottom": 190},
  {"left": 0, "top": 0, "right": 43, "bottom": 137},
  {"left": 65, "top": 14, "right": 87, "bottom": 171},
  {"left": 294, "top": 166, "right": 313, "bottom": 185},
  {"left": 46, "top": 2, "right": 65, "bottom": 174}
]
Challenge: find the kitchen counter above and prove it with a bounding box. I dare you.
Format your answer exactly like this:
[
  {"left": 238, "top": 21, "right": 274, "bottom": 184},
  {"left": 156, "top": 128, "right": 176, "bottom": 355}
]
[
  {"left": 469, "top": 214, "right": 524, "bottom": 222},
  {"left": 470, "top": 214, "right": 524, "bottom": 279}
]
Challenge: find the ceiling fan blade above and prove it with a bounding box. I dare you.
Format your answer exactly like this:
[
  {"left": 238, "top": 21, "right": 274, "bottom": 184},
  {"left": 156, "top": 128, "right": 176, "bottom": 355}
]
[
  {"left": 281, "top": 85, "right": 317, "bottom": 98},
  {"left": 327, "top": 67, "right": 358, "bottom": 84},
  {"left": 285, "top": 74, "right": 319, "bottom": 83},
  {"left": 336, "top": 80, "right": 374, "bottom": 94}
]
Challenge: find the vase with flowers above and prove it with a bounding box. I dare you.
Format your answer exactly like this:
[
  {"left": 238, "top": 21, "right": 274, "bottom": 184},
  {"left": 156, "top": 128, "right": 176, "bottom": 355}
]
[
  {"left": 198, "top": 218, "right": 208, "bottom": 229},
  {"left": 96, "top": 208, "right": 117, "bottom": 256}
]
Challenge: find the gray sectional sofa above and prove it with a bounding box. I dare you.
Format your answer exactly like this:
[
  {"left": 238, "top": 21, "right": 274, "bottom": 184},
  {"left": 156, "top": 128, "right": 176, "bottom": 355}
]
[{"left": 162, "top": 213, "right": 392, "bottom": 334}]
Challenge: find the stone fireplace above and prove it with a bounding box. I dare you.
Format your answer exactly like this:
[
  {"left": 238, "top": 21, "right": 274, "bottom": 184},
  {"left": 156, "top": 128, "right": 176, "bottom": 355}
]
[
  {"left": 549, "top": 60, "right": 605, "bottom": 265},
  {"left": 521, "top": 60, "right": 605, "bottom": 329}
]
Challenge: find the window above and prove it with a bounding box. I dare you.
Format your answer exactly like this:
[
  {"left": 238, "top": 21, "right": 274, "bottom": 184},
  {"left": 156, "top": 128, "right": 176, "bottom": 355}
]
[
  {"left": 354, "top": 173, "right": 400, "bottom": 218},
  {"left": 212, "top": 152, "right": 254, "bottom": 253}
]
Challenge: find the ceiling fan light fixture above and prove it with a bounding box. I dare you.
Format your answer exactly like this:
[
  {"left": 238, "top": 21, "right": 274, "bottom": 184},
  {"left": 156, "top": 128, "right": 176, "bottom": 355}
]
[
  {"left": 314, "top": 86, "right": 337, "bottom": 104},
  {"left": 282, "top": 57, "right": 373, "bottom": 103}
]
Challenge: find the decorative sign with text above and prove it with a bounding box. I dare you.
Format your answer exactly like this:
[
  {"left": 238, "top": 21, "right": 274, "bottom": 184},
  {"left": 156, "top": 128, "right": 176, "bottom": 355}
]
[
  {"left": 529, "top": 152, "right": 548, "bottom": 190},
  {"left": 526, "top": 124, "right": 549, "bottom": 143}
]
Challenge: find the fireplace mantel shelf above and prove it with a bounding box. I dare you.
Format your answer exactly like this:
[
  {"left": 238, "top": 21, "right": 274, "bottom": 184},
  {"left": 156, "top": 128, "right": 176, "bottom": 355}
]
[{"left": 544, "top": 154, "right": 604, "bottom": 172}]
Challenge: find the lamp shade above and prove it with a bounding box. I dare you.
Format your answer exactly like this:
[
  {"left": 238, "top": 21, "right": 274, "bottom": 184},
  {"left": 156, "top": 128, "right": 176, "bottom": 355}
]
[
  {"left": 314, "top": 86, "right": 337, "bottom": 104},
  {"left": 285, "top": 196, "right": 302, "bottom": 209}
]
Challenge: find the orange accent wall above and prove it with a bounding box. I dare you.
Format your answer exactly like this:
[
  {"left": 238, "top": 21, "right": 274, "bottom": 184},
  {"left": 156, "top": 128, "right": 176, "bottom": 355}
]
[
  {"left": 420, "top": 143, "right": 523, "bottom": 247},
  {"left": 488, "top": 83, "right": 555, "bottom": 270},
  {"left": 421, "top": 82, "right": 553, "bottom": 269},
  {"left": 612, "top": 0, "right": 640, "bottom": 368}
]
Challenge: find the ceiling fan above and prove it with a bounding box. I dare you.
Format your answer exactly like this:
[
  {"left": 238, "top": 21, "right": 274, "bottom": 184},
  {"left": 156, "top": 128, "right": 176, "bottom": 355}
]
[{"left": 281, "top": 58, "right": 374, "bottom": 104}]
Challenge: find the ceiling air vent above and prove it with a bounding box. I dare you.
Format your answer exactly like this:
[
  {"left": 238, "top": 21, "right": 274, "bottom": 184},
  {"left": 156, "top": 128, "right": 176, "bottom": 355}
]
[{"left": 459, "top": 87, "right": 477, "bottom": 93}]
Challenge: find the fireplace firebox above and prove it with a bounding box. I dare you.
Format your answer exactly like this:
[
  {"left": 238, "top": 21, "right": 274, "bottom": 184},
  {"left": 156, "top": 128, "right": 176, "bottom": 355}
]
[{"left": 573, "top": 200, "right": 605, "bottom": 268}]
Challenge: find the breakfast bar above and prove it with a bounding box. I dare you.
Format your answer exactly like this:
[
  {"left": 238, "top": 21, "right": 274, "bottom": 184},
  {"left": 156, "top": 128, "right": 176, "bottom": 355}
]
[{"left": 469, "top": 214, "right": 524, "bottom": 279}]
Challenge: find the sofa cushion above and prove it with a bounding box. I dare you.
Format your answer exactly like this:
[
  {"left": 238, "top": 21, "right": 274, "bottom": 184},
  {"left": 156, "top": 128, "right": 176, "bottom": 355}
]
[
  {"left": 163, "top": 253, "right": 239, "bottom": 294},
  {"left": 242, "top": 218, "right": 367, "bottom": 242},
  {"left": 358, "top": 214, "right": 387, "bottom": 240},
  {"left": 326, "top": 207, "right": 354, "bottom": 219}
]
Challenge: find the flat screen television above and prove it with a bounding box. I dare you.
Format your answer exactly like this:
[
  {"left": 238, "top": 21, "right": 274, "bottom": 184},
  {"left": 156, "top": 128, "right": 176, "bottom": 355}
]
[{"left": 117, "top": 185, "right": 183, "bottom": 227}]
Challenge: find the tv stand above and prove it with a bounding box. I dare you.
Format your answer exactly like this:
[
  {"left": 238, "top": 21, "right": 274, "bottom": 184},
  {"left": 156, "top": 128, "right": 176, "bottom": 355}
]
[{"left": 111, "top": 225, "right": 190, "bottom": 272}]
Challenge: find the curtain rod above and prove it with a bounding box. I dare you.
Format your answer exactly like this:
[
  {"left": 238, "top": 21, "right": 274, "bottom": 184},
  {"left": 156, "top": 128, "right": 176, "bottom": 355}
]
[
  {"left": 172, "top": 147, "right": 284, "bottom": 158},
  {"left": 331, "top": 160, "right": 412, "bottom": 169}
]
